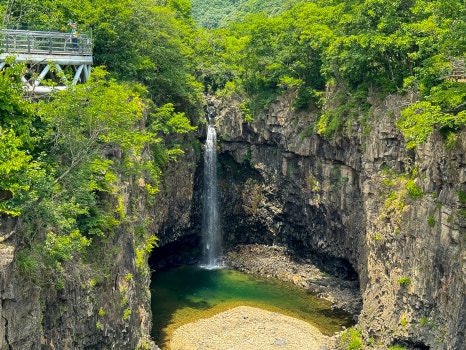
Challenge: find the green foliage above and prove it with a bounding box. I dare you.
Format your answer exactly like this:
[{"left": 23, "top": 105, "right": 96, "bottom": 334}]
[
  {"left": 2, "top": 0, "right": 203, "bottom": 111},
  {"left": 136, "top": 235, "right": 159, "bottom": 269},
  {"left": 397, "top": 277, "right": 411, "bottom": 286},
  {"left": 420, "top": 316, "right": 429, "bottom": 327},
  {"left": 45, "top": 230, "right": 91, "bottom": 262},
  {"left": 136, "top": 342, "right": 151, "bottom": 350},
  {"left": 389, "top": 346, "right": 406, "bottom": 350},
  {"left": 150, "top": 103, "right": 197, "bottom": 136},
  {"left": 3, "top": 0, "right": 466, "bottom": 303},
  {"left": 98, "top": 307, "right": 106, "bottom": 317},
  {"left": 194, "top": 1, "right": 338, "bottom": 107},
  {"left": 190, "top": 0, "right": 466, "bottom": 144},
  {"left": 55, "top": 280, "right": 65, "bottom": 290},
  {"left": 385, "top": 191, "right": 405, "bottom": 212},
  {"left": 405, "top": 179, "right": 424, "bottom": 198},
  {"left": 458, "top": 190, "right": 466, "bottom": 204},
  {"left": 397, "top": 100, "right": 466, "bottom": 149},
  {"left": 191, "top": 0, "right": 301, "bottom": 28},
  {"left": 293, "top": 87, "right": 323, "bottom": 111},
  {"left": 338, "top": 327, "right": 364, "bottom": 350},
  {"left": 23, "top": 68, "right": 161, "bottom": 249},
  {"left": 0, "top": 61, "right": 197, "bottom": 284},
  {"left": 16, "top": 250, "right": 39, "bottom": 274},
  {"left": 427, "top": 215, "right": 436, "bottom": 227},
  {"left": 0, "top": 128, "right": 32, "bottom": 215},
  {"left": 167, "top": 0, "right": 193, "bottom": 21},
  {"left": 0, "top": 65, "right": 44, "bottom": 216},
  {"left": 240, "top": 102, "right": 254, "bottom": 123},
  {"left": 316, "top": 111, "right": 343, "bottom": 140},
  {"left": 123, "top": 308, "right": 132, "bottom": 321},
  {"left": 144, "top": 235, "right": 159, "bottom": 254}
]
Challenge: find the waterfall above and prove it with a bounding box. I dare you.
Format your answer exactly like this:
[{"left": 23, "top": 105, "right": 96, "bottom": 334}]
[{"left": 200, "top": 121, "right": 222, "bottom": 269}]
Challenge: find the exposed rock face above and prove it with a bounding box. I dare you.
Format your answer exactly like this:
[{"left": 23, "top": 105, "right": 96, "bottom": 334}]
[
  {"left": 1, "top": 85, "right": 464, "bottom": 350},
  {"left": 209, "top": 92, "right": 465, "bottom": 349},
  {"left": 0, "top": 192, "right": 158, "bottom": 349}
]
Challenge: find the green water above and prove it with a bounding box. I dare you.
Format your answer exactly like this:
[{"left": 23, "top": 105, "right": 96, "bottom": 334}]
[{"left": 151, "top": 265, "right": 354, "bottom": 349}]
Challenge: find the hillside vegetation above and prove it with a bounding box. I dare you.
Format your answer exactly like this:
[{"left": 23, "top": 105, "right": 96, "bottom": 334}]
[
  {"left": 190, "top": 0, "right": 301, "bottom": 28},
  {"left": 0, "top": 0, "right": 200, "bottom": 286},
  {"left": 193, "top": 0, "right": 466, "bottom": 146}
]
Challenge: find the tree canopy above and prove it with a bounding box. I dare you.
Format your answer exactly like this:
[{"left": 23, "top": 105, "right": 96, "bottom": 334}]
[
  {"left": 1, "top": 0, "right": 200, "bottom": 277},
  {"left": 191, "top": 0, "right": 465, "bottom": 143}
]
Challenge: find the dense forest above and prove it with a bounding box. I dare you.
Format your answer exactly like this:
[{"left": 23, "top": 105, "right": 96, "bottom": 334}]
[
  {"left": 192, "top": 0, "right": 466, "bottom": 146},
  {"left": 1, "top": 0, "right": 465, "bottom": 348}
]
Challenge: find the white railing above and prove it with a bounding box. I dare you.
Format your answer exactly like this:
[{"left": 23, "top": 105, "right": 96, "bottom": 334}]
[{"left": 0, "top": 29, "right": 92, "bottom": 55}]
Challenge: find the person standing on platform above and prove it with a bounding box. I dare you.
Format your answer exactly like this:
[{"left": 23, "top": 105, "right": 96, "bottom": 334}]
[{"left": 68, "top": 20, "right": 78, "bottom": 52}]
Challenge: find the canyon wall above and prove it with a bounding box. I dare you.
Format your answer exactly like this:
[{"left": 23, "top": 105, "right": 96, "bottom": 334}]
[
  {"left": 210, "top": 91, "right": 465, "bottom": 349},
  {"left": 0, "top": 125, "right": 199, "bottom": 349},
  {"left": 0, "top": 182, "right": 158, "bottom": 349}
]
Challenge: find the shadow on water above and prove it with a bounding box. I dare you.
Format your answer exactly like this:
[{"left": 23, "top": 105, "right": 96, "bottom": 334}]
[
  {"left": 151, "top": 265, "right": 354, "bottom": 349},
  {"left": 151, "top": 267, "right": 213, "bottom": 348}
]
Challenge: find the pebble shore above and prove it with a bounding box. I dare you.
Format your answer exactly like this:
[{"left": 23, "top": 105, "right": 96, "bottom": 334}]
[{"left": 170, "top": 306, "right": 335, "bottom": 350}]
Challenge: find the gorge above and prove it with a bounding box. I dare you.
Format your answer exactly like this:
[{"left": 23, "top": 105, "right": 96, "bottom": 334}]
[
  {"left": 0, "top": 81, "right": 464, "bottom": 350},
  {"left": 0, "top": 83, "right": 464, "bottom": 350},
  {"left": 150, "top": 91, "right": 465, "bottom": 350},
  {"left": 0, "top": 1, "right": 465, "bottom": 350}
]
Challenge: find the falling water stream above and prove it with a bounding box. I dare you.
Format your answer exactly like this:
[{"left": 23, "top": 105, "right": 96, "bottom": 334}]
[{"left": 200, "top": 122, "right": 222, "bottom": 268}]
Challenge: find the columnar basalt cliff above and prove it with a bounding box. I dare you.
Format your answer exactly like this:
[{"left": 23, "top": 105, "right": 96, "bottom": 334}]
[{"left": 208, "top": 92, "right": 465, "bottom": 349}]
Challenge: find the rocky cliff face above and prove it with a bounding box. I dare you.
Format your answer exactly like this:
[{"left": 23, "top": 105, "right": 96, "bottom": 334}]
[
  {"left": 0, "top": 186, "right": 157, "bottom": 349},
  {"left": 209, "top": 91, "right": 465, "bottom": 349}
]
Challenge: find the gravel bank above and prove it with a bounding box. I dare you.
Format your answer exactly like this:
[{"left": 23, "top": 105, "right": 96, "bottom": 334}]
[
  {"left": 170, "top": 306, "right": 335, "bottom": 350},
  {"left": 224, "top": 244, "right": 361, "bottom": 317}
]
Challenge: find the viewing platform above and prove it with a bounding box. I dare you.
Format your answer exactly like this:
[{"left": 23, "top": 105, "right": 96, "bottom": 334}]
[{"left": 0, "top": 28, "right": 93, "bottom": 94}]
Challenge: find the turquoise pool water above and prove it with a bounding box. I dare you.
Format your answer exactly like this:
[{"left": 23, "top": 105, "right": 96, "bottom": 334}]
[{"left": 151, "top": 265, "right": 353, "bottom": 348}]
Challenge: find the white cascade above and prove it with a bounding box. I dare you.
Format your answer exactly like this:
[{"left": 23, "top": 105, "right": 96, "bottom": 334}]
[{"left": 200, "top": 122, "right": 222, "bottom": 269}]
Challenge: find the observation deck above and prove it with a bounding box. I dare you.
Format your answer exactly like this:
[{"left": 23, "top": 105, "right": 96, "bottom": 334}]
[{"left": 0, "top": 29, "right": 93, "bottom": 94}]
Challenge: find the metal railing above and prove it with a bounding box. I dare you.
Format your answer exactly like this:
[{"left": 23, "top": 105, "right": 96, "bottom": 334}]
[
  {"left": 0, "top": 29, "right": 92, "bottom": 55},
  {"left": 449, "top": 58, "right": 465, "bottom": 80}
]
